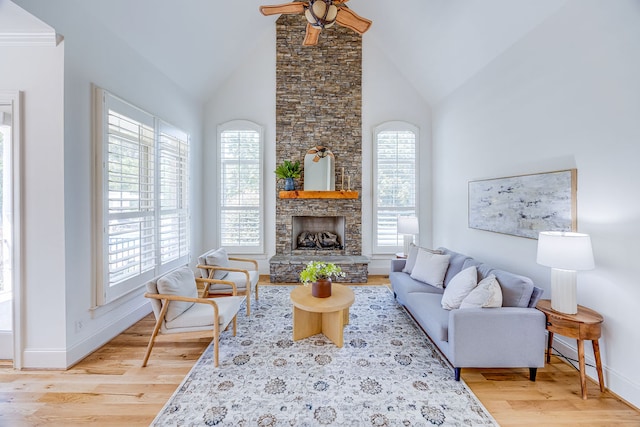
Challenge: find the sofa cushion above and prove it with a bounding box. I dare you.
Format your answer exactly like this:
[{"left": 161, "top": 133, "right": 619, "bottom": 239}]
[
  {"left": 462, "top": 259, "right": 494, "bottom": 282},
  {"left": 438, "top": 248, "right": 473, "bottom": 287},
  {"left": 410, "top": 249, "right": 450, "bottom": 288},
  {"left": 390, "top": 271, "right": 443, "bottom": 305},
  {"left": 491, "top": 269, "right": 534, "bottom": 308},
  {"left": 441, "top": 266, "right": 478, "bottom": 310},
  {"left": 460, "top": 274, "right": 503, "bottom": 309},
  {"left": 405, "top": 292, "right": 450, "bottom": 342},
  {"left": 156, "top": 266, "right": 198, "bottom": 322}
]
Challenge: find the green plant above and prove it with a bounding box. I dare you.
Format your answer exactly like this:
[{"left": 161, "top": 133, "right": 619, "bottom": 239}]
[
  {"left": 274, "top": 160, "right": 302, "bottom": 179},
  {"left": 299, "top": 261, "right": 345, "bottom": 284}
]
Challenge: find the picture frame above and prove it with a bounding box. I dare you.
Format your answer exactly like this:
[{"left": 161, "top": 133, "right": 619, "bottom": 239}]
[{"left": 468, "top": 169, "right": 577, "bottom": 239}]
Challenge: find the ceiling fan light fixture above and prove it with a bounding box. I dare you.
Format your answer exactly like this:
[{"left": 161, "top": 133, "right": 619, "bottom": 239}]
[{"left": 305, "top": 0, "right": 338, "bottom": 29}]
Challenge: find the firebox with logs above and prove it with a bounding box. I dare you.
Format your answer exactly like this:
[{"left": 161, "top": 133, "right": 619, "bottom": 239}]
[{"left": 296, "top": 231, "right": 343, "bottom": 250}]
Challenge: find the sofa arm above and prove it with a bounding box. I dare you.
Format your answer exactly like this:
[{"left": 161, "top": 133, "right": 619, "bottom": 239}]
[
  {"left": 390, "top": 259, "right": 406, "bottom": 272},
  {"left": 448, "top": 307, "right": 546, "bottom": 368}
]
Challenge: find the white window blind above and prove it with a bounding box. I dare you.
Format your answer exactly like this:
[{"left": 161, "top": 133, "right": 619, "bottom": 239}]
[
  {"left": 373, "top": 122, "right": 418, "bottom": 253},
  {"left": 95, "top": 88, "right": 190, "bottom": 305},
  {"left": 218, "top": 121, "right": 263, "bottom": 253}
]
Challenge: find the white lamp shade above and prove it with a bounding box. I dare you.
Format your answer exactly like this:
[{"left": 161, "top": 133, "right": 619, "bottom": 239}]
[
  {"left": 397, "top": 216, "right": 419, "bottom": 235},
  {"left": 536, "top": 231, "right": 595, "bottom": 270}
]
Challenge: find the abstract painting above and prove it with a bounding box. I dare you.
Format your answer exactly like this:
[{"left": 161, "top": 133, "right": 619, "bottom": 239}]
[{"left": 468, "top": 169, "right": 576, "bottom": 239}]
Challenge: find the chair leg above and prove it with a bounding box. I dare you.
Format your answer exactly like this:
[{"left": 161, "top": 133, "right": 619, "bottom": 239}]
[
  {"left": 233, "top": 315, "right": 237, "bottom": 336},
  {"left": 255, "top": 282, "right": 259, "bottom": 300},
  {"left": 142, "top": 302, "right": 169, "bottom": 367},
  {"left": 246, "top": 288, "right": 251, "bottom": 316},
  {"left": 213, "top": 322, "right": 220, "bottom": 367}
]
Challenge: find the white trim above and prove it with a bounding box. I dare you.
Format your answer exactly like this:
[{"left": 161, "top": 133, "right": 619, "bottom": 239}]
[
  {"left": 372, "top": 121, "right": 420, "bottom": 254},
  {"left": 217, "top": 120, "right": 265, "bottom": 254},
  {"left": 551, "top": 335, "right": 640, "bottom": 409},
  {"left": 0, "top": 91, "right": 23, "bottom": 369},
  {"left": 0, "top": 32, "right": 60, "bottom": 47}
]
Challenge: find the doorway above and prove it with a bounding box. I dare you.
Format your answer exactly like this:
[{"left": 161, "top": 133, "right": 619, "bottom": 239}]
[{"left": 0, "top": 92, "right": 22, "bottom": 366}]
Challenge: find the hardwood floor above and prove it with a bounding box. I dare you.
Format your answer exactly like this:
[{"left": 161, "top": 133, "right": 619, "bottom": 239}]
[{"left": 1, "top": 277, "right": 638, "bottom": 426}]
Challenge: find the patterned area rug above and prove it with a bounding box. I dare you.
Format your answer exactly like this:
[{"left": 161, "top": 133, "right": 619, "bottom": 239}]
[{"left": 152, "top": 285, "right": 497, "bottom": 426}]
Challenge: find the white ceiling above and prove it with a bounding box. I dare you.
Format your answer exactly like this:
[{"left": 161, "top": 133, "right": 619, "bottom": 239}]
[{"left": 72, "top": 0, "right": 568, "bottom": 105}]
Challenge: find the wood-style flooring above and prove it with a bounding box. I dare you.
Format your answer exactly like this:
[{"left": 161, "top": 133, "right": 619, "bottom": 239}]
[{"left": 1, "top": 277, "right": 639, "bottom": 426}]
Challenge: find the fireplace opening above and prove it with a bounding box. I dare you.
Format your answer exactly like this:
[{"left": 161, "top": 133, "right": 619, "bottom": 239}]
[{"left": 292, "top": 216, "right": 345, "bottom": 251}]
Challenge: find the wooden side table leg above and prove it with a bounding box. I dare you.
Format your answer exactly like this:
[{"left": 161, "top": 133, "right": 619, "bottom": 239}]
[
  {"left": 592, "top": 339, "right": 605, "bottom": 392},
  {"left": 578, "top": 339, "right": 588, "bottom": 399},
  {"left": 547, "top": 331, "right": 554, "bottom": 363}
]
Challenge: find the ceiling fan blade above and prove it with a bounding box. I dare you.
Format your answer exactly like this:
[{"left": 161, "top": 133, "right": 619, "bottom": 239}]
[
  {"left": 303, "top": 23, "right": 322, "bottom": 46},
  {"left": 259, "top": 2, "right": 306, "bottom": 16},
  {"left": 335, "top": 7, "right": 372, "bottom": 35}
]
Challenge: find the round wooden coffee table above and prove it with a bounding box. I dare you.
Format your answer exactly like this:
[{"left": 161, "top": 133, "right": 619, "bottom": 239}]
[{"left": 290, "top": 283, "right": 355, "bottom": 347}]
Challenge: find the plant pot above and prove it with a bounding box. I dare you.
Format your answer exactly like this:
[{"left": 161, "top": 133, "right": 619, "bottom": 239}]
[
  {"left": 311, "top": 278, "right": 332, "bottom": 298},
  {"left": 284, "top": 177, "right": 295, "bottom": 191}
]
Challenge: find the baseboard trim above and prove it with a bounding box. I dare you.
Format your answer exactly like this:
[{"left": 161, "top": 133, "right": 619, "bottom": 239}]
[
  {"left": 66, "top": 300, "right": 151, "bottom": 368},
  {"left": 552, "top": 336, "right": 640, "bottom": 410}
]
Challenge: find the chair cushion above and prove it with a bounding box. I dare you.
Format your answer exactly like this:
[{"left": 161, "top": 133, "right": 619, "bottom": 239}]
[
  {"left": 198, "top": 248, "right": 230, "bottom": 280},
  {"left": 207, "top": 270, "right": 259, "bottom": 295},
  {"left": 164, "top": 296, "right": 246, "bottom": 331},
  {"left": 156, "top": 267, "right": 198, "bottom": 322}
]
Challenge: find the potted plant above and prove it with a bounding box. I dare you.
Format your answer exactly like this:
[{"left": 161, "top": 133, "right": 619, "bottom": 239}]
[
  {"left": 274, "top": 159, "right": 302, "bottom": 191},
  {"left": 299, "top": 261, "right": 345, "bottom": 298}
]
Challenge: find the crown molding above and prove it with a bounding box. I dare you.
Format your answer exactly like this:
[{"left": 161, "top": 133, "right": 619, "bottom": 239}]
[{"left": 0, "top": 31, "right": 61, "bottom": 47}]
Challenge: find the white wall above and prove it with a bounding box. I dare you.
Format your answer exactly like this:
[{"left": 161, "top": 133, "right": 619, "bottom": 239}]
[
  {"left": 203, "top": 30, "right": 432, "bottom": 275},
  {"left": 0, "top": 41, "right": 66, "bottom": 367},
  {"left": 433, "top": 0, "right": 640, "bottom": 407},
  {"left": 13, "top": 0, "right": 204, "bottom": 368}
]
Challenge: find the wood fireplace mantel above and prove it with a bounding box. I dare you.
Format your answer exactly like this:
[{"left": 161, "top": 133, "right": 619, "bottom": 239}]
[{"left": 279, "top": 190, "right": 359, "bottom": 199}]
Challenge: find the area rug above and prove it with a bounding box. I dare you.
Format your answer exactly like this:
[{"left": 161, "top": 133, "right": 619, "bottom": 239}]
[{"left": 151, "top": 285, "right": 497, "bottom": 426}]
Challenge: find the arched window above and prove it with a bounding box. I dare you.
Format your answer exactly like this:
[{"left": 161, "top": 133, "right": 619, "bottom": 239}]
[
  {"left": 373, "top": 121, "right": 418, "bottom": 254},
  {"left": 218, "top": 120, "right": 264, "bottom": 253}
]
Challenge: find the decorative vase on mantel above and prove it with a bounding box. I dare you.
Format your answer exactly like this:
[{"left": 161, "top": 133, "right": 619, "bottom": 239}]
[
  {"left": 312, "top": 278, "right": 332, "bottom": 298},
  {"left": 284, "top": 177, "right": 295, "bottom": 191}
]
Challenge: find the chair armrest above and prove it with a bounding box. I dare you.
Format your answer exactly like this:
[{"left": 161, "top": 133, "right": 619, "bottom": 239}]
[
  {"left": 144, "top": 292, "right": 222, "bottom": 317},
  {"left": 229, "top": 257, "right": 258, "bottom": 270},
  {"left": 196, "top": 277, "right": 238, "bottom": 296},
  {"left": 390, "top": 259, "right": 406, "bottom": 272},
  {"left": 448, "top": 307, "right": 546, "bottom": 368}
]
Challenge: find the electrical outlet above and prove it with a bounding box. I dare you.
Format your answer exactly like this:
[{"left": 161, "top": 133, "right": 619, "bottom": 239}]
[{"left": 75, "top": 320, "right": 84, "bottom": 333}]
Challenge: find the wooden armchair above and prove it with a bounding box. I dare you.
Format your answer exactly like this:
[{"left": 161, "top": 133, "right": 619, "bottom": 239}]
[
  {"left": 142, "top": 266, "right": 245, "bottom": 367},
  {"left": 197, "top": 248, "right": 259, "bottom": 316}
]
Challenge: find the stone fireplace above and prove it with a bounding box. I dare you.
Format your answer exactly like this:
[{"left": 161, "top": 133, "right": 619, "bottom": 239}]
[
  {"left": 269, "top": 15, "right": 369, "bottom": 283},
  {"left": 292, "top": 216, "right": 345, "bottom": 251}
]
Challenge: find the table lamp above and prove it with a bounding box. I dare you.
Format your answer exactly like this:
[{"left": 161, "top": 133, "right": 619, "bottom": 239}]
[
  {"left": 397, "top": 216, "right": 419, "bottom": 257},
  {"left": 536, "top": 231, "right": 594, "bottom": 314}
]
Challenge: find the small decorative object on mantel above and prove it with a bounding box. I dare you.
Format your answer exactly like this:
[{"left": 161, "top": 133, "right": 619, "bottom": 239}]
[
  {"left": 274, "top": 159, "right": 302, "bottom": 191},
  {"left": 299, "top": 260, "right": 345, "bottom": 298}
]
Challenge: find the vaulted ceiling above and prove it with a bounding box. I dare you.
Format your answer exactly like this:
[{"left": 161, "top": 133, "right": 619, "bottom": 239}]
[{"left": 29, "top": 0, "right": 569, "bottom": 105}]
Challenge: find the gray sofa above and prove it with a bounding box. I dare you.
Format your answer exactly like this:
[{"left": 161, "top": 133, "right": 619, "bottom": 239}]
[{"left": 390, "top": 247, "right": 546, "bottom": 381}]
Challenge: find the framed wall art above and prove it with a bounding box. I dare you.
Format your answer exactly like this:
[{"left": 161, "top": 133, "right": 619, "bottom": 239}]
[{"left": 468, "top": 169, "right": 577, "bottom": 239}]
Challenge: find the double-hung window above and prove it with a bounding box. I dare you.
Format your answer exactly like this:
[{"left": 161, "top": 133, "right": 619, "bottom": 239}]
[
  {"left": 218, "top": 120, "right": 263, "bottom": 254},
  {"left": 373, "top": 121, "right": 418, "bottom": 254},
  {"left": 94, "top": 87, "right": 190, "bottom": 305}
]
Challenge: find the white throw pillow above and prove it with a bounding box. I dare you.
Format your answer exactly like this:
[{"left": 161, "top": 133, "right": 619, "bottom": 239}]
[
  {"left": 460, "top": 274, "right": 503, "bottom": 309},
  {"left": 204, "top": 248, "right": 230, "bottom": 280},
  {"left": 441, "top": 266, "right": 478, "bottom": 310},
  {"left": 156, "top": 266, "right": 198, "bottom": 322},
  {"left": 403, "top": 245, "right": 444, "bottom": 274},
  {"left": 409, "top": 249, "right": 451, "bottom": 288}
]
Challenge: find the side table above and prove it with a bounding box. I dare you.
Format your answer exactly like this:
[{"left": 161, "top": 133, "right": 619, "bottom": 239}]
[{"left": 536, "top": 299, "right": 605, "bottom": 399}]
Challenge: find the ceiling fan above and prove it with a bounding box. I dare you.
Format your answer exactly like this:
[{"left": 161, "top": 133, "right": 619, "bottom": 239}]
[{"left": 259, "top": 0, "right": 372, "bottom": 46}]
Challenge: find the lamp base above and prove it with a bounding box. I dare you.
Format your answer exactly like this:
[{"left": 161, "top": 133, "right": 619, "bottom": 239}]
[
  {"left": 550, "top": 268, "right": 577, "bottom": 314},
  {"left": 403, "top": 235, "right": 414, "bottom": 257}
]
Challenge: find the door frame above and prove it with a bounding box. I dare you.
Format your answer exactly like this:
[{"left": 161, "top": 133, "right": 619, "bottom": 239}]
[{"left": 0, "top": 90, "right": 23, "bottom": 368}]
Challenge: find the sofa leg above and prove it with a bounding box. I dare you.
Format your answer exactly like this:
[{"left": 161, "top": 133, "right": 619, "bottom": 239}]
[
  {"left": 454, "top": 368, "right": 461, "bottom": 381},
  {"left": 529, "top": 368, "right": 537, "bottom": 381}
]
